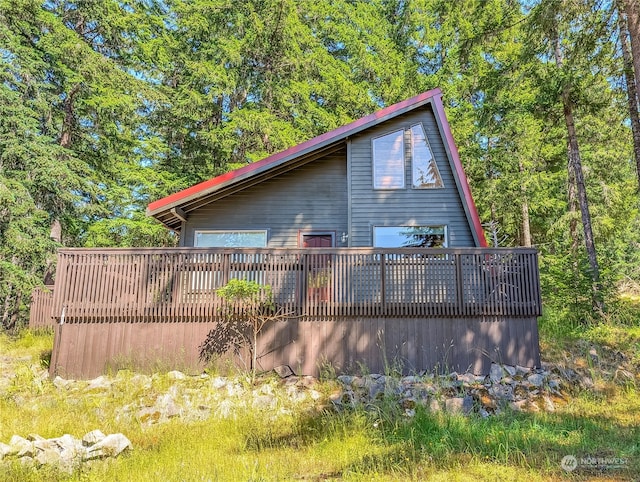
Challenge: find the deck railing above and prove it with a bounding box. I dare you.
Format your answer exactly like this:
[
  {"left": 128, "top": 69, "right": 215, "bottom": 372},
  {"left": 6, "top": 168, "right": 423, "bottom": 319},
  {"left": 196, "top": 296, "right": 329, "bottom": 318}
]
[
  {"left": 48, "top": 247, "right": 541, "bottom": 322},
  {"left": 29, "top": 286, "right": 55, "bottom": 329}
]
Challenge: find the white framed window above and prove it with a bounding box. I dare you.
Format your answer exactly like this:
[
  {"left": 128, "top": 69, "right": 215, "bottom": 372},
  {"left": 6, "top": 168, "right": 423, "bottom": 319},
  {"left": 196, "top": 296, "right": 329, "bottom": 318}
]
[
  {"left": 410, "top": 124, "right": 443, "bottom": 189},
  {"left": 372, "top": 129, "right": 405, "bottom": 189},
  {"left": 373, "top": 226, "right": 447, "bottom": 248},
  {"left": 194, "top": 230, "right": 267, "bottom": 248}
]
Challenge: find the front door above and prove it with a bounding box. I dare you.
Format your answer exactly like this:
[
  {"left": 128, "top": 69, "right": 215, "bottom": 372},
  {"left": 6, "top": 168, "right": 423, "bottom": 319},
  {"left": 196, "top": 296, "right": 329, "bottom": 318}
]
[
  {"left": 300, "top": 232, "right": 334, "bottom": 302},
  {"left": 301, "top": 234, "right": 334, "bottom": 248}
]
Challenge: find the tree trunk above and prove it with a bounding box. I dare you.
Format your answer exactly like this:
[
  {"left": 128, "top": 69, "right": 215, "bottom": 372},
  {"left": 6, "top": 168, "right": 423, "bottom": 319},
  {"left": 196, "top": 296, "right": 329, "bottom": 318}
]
[
  {"left": 554, "top": 35, "right": 603, "bottom": 311},
  {"left": 619, "top": 7, "right": 640, "bottom": 191},
  {"left": 519, "top": 161, "right": 532, "bottom": 247},
  {"left": 59, "top": 84, "right": 80, "bottom": 149},
  {"left": 623, "top": 0, "right": 640, "bottom": 98},
  {"left": 51, "top": 83, "right": 80, "bottom": 243}
]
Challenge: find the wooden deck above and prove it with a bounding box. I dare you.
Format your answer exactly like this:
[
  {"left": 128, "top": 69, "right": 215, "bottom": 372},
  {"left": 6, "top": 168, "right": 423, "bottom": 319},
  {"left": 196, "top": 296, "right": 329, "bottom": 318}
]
[
  {"left": 47, "top": 247, "right": 541, "bottom": 322},
  {"left": 38, "top": 247, "right": 542, "bottom": 378}
]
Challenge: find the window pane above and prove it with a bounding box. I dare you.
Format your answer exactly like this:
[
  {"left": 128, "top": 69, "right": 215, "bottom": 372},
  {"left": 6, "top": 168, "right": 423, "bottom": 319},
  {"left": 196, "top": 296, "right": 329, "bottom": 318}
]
[
  {"left": 195, "top": 231, "right": 267, "bottom": 247},
  {"left": 411, "top": 124, "right": 443, "bottom": 189},
  {"left": 373, "top": 130, "right": 405, "bottom": 189},
  {"left": 374, "top": 226, "right": 446, "bottom": 248}
]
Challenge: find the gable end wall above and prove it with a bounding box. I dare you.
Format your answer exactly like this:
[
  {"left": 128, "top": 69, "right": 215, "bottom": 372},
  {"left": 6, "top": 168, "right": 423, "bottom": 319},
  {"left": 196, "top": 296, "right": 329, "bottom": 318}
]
[{"left": 349, "top": 104, "right": 475, "bottom": 247}]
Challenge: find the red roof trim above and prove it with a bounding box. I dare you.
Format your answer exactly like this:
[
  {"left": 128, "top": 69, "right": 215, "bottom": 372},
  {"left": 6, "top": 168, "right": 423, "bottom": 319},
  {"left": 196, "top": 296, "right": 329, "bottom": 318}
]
[
  {"left": 431, "top": 95, "right": 488, "bottom": 247},
  {"left": 148, "top": 88, "right": 443, "bottom": 214}
]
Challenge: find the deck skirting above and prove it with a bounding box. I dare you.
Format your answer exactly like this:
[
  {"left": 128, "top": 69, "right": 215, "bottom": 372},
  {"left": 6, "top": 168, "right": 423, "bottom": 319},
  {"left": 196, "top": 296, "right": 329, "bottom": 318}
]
[{"left": 49, "top": 315, "right": 540, "bottom": 379}]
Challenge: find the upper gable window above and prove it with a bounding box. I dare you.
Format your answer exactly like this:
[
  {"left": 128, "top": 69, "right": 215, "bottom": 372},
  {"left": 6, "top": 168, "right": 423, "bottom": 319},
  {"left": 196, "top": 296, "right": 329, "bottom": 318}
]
[
  {"left": 372, "top": 129, "right": 405, "bottom": 189},
  {"left": 411, "top": 124, "right": 443, "bottom": 189}
]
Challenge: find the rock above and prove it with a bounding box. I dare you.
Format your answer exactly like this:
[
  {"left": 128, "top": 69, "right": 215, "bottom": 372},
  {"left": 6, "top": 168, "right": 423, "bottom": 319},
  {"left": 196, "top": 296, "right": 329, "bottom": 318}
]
[
  {"left": 86, "top": 376, "right": 111, "bottom": 391},
  {"left": 53, "top": 376, "right": 73, "bottom": 389},
  {"left": 0, "top": 442, "right": 11, "bottom": 459},
  {"left": 82, "top": 430, "right": 106, "bottom": 446},
  {"left": 429, "top": 398, "right": 441, "bottom": 412},
  {"left": 402, "top": 375, "right": 422, "bottom": 384},
  {"left": 513, "top": 384, "right": 529, "bottom": 400},
  {"left": 457, "top": 373, "right": 477, "bottom": 385},
  {"left": 167, "top": 370, "right": 186, "bottom": 380},
  {"left": 542, "top": 395, "right": 555, "bottom": 412},
  {"left": 10, "top": 435, "right": 33, "bottom": 457},
  {"left": 509, "top": 400, "right": 528, "bottom": 412},
  {"left": 445, "top": 396, "right": 474, "bottom": 414},
  {"left": 84, "top": 433, "right": 132, "bottom": 460},
  {"left": 527, "top": 373, "right": 545, "bottom": 387},
  {"left": 401, "top": 398, "right": 417, "bottom": 410},
  {"left": 215, "top": 399, "right": 235, "bottom": 418},
  {"left": 252, "top": 394, "right": 277, "bottom": 410},
  {"left": 580, "top": 376, "right": 594, "bottom": 389},
  {"left": 309, "top": 390, "right": 322, "bottom": 401},
  {"left": 130, "top": 374, "right": 152, "bottom": 388},
  {"left": 337, "top": 375, "right": 354, "bottom": 385},
  {"left": 273, "top": 365, "right": 294, "bottom": 378},
  {"left": 368, "top": 381, "right": 385, "bottom": 400},
  {"left": 489, "top": 364, "right": 503, "bottom": 383},
  {"left": 286, "top": 385, "right": 307, "bottom": 403},
  {"left": 33, "top": 438, "right": 58, "bottom": 452},
  {"left": 210, "top": 376, "right": 228, "bottom": 389},
  {"left": 297, "top": 376, "right": 318, "bottom": 388},
  {"left": 489, "top": 384, "right": 514, "bottom": 402},
  {"left": 614, "top": 368, "right": 634, "bottom": 382},
  {"left": 156, "top": 393, "right": 181, "bottom": 419},
  {"left": 503, "top": 365, "right": 517, "bottom": 377},
  {"left": 476, "top": 388, "right": 497, "bottom": 410},
  {"left": 35, "top": 447, "right": 62, "bottom": 466},
  {"left": 352, "top": 376, "right": 366, "bottom": 388},
  {"left": 57, "top": 434, "right": 82, "bottom": 451}
]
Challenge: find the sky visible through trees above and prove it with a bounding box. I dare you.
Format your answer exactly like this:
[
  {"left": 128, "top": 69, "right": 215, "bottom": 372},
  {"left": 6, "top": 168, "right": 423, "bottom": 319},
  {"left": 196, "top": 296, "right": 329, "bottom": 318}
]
[{"left": 2, "top": 0, "right": 640, "bottom": 327}]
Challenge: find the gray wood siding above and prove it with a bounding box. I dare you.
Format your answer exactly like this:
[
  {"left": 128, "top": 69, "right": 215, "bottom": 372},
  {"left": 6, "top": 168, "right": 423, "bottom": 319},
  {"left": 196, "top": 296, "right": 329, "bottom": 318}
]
[
  {"left": 349, "top": 105, "right": 476, "bottom": 247},
  {"left": 182, "top": 149, "right": 348, "bottom": 247}
]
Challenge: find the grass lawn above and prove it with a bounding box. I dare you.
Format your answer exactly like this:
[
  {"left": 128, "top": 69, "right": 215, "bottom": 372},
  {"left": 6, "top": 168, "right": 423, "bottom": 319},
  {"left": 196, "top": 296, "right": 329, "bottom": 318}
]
[{"left": 0, "top": 315, "right": 638, "bottom": 481}]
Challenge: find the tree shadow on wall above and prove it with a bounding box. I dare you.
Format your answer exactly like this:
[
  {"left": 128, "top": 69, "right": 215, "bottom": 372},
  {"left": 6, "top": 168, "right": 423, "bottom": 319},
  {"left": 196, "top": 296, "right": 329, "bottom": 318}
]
[{"left": 198, "top": 315, "right": 252, "bottom": 371}]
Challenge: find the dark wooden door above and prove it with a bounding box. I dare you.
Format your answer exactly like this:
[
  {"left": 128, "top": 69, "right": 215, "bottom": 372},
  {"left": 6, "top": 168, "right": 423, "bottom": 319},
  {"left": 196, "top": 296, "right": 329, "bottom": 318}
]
[
  {"left": 300, "top": 234, "right": 334, "bottom": 302},
  {"left": 301, "top": 234, "right": 333, "bottom": 247}
]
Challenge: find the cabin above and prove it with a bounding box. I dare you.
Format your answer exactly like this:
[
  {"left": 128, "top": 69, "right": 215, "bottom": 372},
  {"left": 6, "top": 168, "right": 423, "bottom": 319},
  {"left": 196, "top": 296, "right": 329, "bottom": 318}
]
[{"left": 41, "top": 88, "right": 542, "bottom": 379}]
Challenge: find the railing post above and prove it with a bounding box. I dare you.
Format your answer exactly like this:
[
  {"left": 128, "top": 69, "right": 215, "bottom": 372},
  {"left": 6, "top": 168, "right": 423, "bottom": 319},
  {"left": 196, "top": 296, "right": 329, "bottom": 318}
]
[
  {"left": 380, "top": 253, "right": 386, "bottom": 315},
  {"left": 455, "top": 253, "right": 464, "bottom": 315}
]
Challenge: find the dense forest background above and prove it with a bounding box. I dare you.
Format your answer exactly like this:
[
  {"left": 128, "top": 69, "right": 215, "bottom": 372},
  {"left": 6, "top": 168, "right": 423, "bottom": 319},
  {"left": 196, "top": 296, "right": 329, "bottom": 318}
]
[{"left": 2, "top": 0, "right": 640, "bottom": 330}]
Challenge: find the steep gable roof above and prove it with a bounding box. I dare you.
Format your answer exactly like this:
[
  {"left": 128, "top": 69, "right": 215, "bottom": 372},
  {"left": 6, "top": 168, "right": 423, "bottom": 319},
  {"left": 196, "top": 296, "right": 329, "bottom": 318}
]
[{"left": 148, "top": 88, "right": 487, "bottom": 246}]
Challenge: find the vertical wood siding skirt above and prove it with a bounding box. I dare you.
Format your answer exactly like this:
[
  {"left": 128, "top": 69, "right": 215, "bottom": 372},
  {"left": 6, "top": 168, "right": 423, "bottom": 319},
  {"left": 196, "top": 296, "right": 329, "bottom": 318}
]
[{"left": 49, "top": 316, "right": 540, "bottom": 379}]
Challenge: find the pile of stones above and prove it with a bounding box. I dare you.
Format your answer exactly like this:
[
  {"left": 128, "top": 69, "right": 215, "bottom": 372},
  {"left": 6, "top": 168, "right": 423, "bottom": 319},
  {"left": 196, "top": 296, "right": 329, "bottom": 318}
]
[
  {"left": 0, "top": 430, "right": 132, "bottom": 472},
  {"left": 330, "top": 362, "right": 570, "bottom": 417}
]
